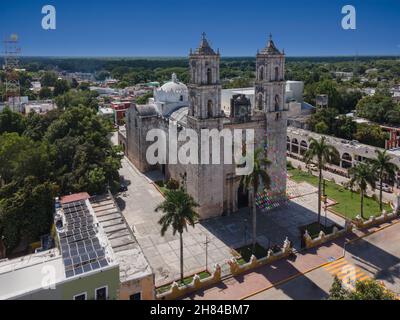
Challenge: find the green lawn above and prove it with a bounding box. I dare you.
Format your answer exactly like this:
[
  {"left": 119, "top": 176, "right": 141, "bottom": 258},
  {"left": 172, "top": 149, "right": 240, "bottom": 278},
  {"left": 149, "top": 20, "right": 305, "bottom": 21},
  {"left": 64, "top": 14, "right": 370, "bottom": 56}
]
[
  {"left": 288, "top": 168, "right": 391, "bottom": 220},
  {"left": 156, "top": 271, "right": 211, "bottom": 294}
]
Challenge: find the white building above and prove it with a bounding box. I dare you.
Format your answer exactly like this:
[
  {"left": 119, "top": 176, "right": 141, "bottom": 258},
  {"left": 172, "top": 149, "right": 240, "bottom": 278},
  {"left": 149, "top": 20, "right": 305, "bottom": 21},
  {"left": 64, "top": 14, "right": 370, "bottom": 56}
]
[
  {"left": 24, "top": 100, "right": 56, "bottom": 114},
  {"left": 148, "top": 73, "right": 189, "bottom": 115}
]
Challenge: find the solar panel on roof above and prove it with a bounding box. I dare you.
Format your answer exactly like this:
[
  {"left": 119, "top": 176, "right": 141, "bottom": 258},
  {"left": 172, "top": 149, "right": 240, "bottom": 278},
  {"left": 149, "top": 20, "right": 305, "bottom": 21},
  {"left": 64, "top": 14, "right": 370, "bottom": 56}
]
[
  {"left": 60, "top": 199, "right": 109, "bottom": 278},
  {"left": 98, "top": 259, "right": 108, "bottom": 268},
  {"left": 65, "top": 270, "right": 74, "bottom": 278},
  {"left": 82, "top": 264, "right": 92, "bottom": 273},
  {"left": 74, "top": 266, "right": 84, "bottom": 275},
  {"left": 91, "top": 261, "right": 100, "bottom": 270}
]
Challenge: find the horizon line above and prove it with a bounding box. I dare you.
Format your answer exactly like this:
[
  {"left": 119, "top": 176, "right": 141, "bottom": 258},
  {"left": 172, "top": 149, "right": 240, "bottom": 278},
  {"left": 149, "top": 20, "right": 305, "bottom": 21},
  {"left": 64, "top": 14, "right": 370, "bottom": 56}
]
[{"left": 7, "top": 54, "right": 400, "bottom": 59}]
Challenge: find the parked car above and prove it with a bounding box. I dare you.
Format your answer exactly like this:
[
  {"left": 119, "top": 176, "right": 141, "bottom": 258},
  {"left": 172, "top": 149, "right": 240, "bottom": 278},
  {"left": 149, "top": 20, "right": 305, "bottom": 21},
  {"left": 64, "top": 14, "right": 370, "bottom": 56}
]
[
  {"left": 119, "top": 184, "right": 128, "bottom": 192},
  {"left": 308, "top": 164, "right": 318, "bottom": 172}
]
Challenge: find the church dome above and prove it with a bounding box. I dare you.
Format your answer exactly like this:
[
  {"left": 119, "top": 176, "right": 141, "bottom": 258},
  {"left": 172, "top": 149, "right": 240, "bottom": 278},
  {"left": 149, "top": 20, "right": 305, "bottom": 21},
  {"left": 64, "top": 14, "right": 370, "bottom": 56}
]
[{"left": 155, "top": 73, "right": 188, "bottom": 103}]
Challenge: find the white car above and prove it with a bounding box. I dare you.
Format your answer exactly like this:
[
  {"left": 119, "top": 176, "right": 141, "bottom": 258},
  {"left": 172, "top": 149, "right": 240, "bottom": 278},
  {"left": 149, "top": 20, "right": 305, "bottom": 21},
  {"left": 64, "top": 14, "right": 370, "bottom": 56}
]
[
  {"left": 308, "top": 164, "right": 318, "bottom": 172},
  {"left": 381, "top": 183, "right": 393, "bottom": 193}
]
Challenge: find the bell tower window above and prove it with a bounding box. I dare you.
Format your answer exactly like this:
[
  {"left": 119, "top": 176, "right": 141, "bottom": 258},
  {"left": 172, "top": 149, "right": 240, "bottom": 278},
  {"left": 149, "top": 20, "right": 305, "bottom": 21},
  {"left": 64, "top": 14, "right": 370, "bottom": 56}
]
[
  {"left": 274, "top": 95, "right": 280, "bottom": 111},
  {"left": 207, "top": 100, "right": 213, "bottom": 118},
  {"left": 207, "top": 68, "right": 212, "bottom": 85},
  {"left": 257, "top": 93, "right": 263, "bottom": 110},
  {"left": 259, "top": 66, "right": 264, "bottom": 81},
  {"left": 275, "top": 67, "right": 279, "bottom": 81}
]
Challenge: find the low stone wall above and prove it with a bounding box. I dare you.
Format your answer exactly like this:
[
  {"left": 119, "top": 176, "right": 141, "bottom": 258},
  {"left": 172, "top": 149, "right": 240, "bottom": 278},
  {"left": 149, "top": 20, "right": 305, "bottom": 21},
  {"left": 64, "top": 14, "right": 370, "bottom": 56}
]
[
  {"left": 303, "top": 222, "right": 352, "bottom": 249},
  {"left": 156, "top": 264, "right": 222, "bottom": 300},
  {"left": 227, "top": 238, "right": 293, "bottom": 276},
  {"left": 352, "top": 211, "right": 399, "bottom": 229}
]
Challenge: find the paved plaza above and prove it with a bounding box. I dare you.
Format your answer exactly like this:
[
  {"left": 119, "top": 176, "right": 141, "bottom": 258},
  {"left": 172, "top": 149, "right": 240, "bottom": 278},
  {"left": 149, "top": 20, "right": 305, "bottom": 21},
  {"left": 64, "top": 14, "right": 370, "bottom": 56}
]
[{"left": 117, "top": 157, "right": 345, "bottom": 286}]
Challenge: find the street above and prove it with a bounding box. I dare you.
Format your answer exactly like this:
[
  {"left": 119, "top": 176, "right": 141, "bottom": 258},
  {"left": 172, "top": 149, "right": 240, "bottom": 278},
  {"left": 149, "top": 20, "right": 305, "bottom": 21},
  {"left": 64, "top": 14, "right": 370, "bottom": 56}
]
[{"left": 247, "top": 221, "right": 400, "bottom": 300}]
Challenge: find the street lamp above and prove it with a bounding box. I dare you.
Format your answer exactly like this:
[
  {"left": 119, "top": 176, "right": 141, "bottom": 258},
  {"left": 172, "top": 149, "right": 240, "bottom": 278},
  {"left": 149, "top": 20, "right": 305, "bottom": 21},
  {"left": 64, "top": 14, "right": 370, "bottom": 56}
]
[
  {"left": 204, "top": 235, "right": 210, "bottom": 272},
  {"left": 244, "top": 218, "right": 248, "bottom": 246}
]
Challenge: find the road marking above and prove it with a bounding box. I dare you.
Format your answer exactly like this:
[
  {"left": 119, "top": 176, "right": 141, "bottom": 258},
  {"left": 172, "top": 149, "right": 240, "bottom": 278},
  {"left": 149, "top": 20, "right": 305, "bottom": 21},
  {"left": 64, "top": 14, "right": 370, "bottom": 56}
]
[
  {"left": 324, "top": 259, "right": 347, "bottom": 271},
  {"left": 324, "top": 258, "right": 370, "bottom": 289}
]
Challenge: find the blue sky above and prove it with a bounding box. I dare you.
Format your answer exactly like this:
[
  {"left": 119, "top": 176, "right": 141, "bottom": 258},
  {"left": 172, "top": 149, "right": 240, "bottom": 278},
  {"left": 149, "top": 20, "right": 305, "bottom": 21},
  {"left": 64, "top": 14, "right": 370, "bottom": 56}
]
[{"left": 1, "top": 0, "right": 399, "bottom": 57}]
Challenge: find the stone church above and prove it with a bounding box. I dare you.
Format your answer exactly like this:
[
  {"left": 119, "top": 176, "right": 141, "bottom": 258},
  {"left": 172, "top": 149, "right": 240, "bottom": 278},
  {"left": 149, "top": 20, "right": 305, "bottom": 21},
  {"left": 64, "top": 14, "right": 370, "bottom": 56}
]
[{"left": 122, "top": 34, "right": 288, "bottom": 219}]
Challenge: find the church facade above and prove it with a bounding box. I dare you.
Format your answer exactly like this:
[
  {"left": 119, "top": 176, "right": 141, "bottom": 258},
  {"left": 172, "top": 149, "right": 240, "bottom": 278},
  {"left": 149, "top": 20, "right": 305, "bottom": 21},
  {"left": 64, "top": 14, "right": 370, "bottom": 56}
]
[{"left": 122, "top": 34, "right": 288, "bottom": 219}]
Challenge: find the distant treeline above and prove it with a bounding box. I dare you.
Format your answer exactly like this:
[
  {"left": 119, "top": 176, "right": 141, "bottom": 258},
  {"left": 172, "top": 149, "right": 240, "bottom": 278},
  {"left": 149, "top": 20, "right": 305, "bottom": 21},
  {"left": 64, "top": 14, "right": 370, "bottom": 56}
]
[{"left": 1, "top": 55, "right": 398, "bottom": 74}]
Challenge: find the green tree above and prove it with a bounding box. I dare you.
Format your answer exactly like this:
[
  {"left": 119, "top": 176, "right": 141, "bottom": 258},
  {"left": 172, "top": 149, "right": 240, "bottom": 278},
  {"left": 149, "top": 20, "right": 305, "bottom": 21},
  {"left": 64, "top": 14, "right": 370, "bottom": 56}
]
[
  {"left": 304, "top": 137, "right": 339, "bottom": 225},
  {"left": 240, "top": 148, "right": 271, "bottom": 251},
  {"left": 44, "top": 106, "right": 121, "bottom": 195},
  {"left": 156, "top": 189, "right": 199, "bottom": 283},
  {"left": 135, "top": 92, "right": 153, "bottom": 105},
  {"left": 348, "top": 163, "right": 376, "bottom": 219},
  {"left": 53, "top": 79, "right": 70, "bottom": 97},
  {"left": 39, "top": 86, "right": 53, "bottom": 99},
  {"left": 369, "top": 150, "right": 398, "bottom": 211},
  {"left": 329, "top": 277, "right": 396, "bottom": 300},
  {"left": 55, "top": 90, "right": 99, "bottom": 110},
  {"left": 356, "top": 94, "right": 396, "bottom": 124},
  {"left": 354, "top": 124, "right": 388, "bottom": 148},
  {"left": 40, "top": 71, "right": 58, "bottom": 87},
  {"left": 0, "top": 107, "right": 26, "bottom": 135},
  {"left": 328, "top": 276, "right": 348, "bottom": 300},
  {"left": 314, "top": 121, "right": 329, "bottom": 134}
]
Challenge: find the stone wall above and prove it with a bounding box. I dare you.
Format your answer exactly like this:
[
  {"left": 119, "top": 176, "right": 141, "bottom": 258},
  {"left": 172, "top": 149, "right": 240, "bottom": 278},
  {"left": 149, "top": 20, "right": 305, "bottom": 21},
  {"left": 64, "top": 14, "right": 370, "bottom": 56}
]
[
  {"left": 156, "top": 264, "right": 222, "bottom": 300},
  {"left": 303, "top": 222, "right": 352, "bottom": 249},
  {"left": 227, "top": 237, "right": 293, "bottom": 276},
  {"left": 352, "top": 211, "right": 399, "bottom": 229}
]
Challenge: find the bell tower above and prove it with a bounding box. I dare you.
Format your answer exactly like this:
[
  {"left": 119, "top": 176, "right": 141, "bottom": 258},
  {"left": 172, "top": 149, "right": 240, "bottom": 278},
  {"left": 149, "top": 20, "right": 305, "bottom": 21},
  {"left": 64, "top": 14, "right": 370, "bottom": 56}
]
[
  {"left": 254, "top": 35, "right": 287, "bottom": 199},
  {"left": 186, "top": 33, "right": 224, "bottom": 219},
  {"left": 188, "top": 32, "right": 221, "bottom": 120}
]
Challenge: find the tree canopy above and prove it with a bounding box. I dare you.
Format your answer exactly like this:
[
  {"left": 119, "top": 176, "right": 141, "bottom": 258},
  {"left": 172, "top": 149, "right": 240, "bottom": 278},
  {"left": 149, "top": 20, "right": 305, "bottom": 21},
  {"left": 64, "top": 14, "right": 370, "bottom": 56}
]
[{"left": 0, "top": 105, "right": 122, "bottom": 253}]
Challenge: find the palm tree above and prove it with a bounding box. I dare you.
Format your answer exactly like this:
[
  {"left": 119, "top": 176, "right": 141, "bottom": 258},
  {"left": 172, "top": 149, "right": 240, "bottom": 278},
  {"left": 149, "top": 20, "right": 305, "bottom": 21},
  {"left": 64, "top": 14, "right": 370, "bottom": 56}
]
[
  {"left": 240, "top": 148, "right": 271, "bottom": 252},
  {"left": 303, "top": 137, "right": 339, "bottom": 225},
  {"left": 348, "top": 163, "right": 376, "bottom": 219},
  {"left": 156, "top": 189, "right": 199, "bottom": 283},
  {"left": 369, "top": 150, "right": 398, "bottom": 211}
]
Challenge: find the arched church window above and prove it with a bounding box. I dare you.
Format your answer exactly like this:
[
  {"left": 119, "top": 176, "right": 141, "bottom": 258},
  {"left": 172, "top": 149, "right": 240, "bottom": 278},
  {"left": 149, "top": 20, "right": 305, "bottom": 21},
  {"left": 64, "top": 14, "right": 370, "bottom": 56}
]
[
  {"left": 207, "top": 68, "right": 212, "bottom": 85},
  {"left": 207, "top": 100, "right": 213, "bottom": 118},
  {"left": 275, "top": 67, "right": 279, "bottom": 81},
  {"left": 259, "top": 66, "right": 264, "bottom": 81},
  {"left": 274, "top": 95, "right": 280, "bottom": 111}
]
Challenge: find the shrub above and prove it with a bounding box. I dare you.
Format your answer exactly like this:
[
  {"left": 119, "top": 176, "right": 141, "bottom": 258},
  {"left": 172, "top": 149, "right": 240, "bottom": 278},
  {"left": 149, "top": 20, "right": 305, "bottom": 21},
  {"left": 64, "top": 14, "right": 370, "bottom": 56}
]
[{"left": 166, "top": 179, "right": 180, "bottom": 190}]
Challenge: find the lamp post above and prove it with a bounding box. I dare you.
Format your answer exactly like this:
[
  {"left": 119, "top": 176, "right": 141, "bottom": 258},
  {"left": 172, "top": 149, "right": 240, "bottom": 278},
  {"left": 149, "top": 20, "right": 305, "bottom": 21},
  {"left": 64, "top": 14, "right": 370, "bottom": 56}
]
[
  {"left": 323, "top": 179, "right": 328, "bottom": 229},
  {"left": 244, "top": 219, "right": 248, "bottom": 246},
  {"left": 204, "top": 235, "right": 210, "bottom": 272}
]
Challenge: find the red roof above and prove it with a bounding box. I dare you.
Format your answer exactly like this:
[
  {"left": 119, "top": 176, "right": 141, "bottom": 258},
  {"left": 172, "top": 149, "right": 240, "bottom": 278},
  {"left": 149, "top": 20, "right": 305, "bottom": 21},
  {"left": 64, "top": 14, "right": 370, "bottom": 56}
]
[{"left": 60, "top": 192, "right": 90, "bottom": 204}]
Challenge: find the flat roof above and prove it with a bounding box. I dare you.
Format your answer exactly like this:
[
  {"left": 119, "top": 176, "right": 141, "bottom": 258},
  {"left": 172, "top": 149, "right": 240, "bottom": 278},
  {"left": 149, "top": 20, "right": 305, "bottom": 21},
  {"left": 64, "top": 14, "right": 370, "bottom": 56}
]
[
  {"left": 55, "top": 197, "right": 116, "bottom": 279},
  {"left": 90, "top": 195, "right": 152, "bottom": 282},
  {"left": 0, "top": 249, "right": 65, "bottom": 300},
  {"left": 60, "top": 192, "right": 90, "bottom": 205}
]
